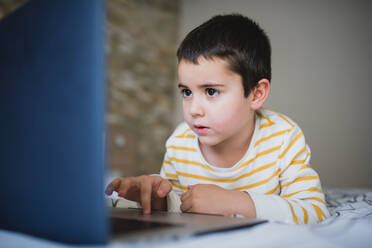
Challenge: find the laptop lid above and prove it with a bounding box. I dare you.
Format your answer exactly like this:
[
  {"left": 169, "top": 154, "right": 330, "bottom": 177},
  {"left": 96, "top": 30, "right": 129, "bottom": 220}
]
[{"left": 0, "top": 0, "right": 107, "bottom": 244}]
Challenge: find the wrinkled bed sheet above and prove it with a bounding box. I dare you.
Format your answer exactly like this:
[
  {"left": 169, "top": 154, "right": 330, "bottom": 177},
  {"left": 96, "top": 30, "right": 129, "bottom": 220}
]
[
  {"left": 153, "top": 188, "right": 372, "bottom": 248},
  {"left": 1, "top": 188, "right": 372, "bottom": 248}
]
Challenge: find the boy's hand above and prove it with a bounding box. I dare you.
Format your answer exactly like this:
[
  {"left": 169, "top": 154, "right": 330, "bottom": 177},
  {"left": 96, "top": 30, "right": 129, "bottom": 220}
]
[
  {"left": 105, "top": 175, "right": 172, "bottom": 214},
  {"left": 180, "top": 184, "right": 256, "bottom": 218},
  {"left": 180, "top": 184, "right": 230, "bottom": 215}
]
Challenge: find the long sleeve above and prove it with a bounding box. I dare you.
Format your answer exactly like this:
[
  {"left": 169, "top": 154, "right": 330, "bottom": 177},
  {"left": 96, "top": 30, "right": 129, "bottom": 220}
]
[
  {"left": 159, "top": 150, "right": 184, "bottom": 212},
  {"left": 160, "top": 151, "right": 185, "bottom": 195},
  {"left": 249, "top": 125, "right": 330, "bottom": 224}
]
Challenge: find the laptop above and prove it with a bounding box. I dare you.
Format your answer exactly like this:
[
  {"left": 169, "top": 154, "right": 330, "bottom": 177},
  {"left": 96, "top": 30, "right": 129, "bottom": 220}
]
[{"left": 0, "top": 0, "right": 266, "bottom": 245}]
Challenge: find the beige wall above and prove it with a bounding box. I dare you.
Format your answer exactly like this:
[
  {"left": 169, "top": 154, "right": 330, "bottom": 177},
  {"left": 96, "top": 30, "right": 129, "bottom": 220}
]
[{"left": 177, "top": 0, "right": 372, "bottom": 188}]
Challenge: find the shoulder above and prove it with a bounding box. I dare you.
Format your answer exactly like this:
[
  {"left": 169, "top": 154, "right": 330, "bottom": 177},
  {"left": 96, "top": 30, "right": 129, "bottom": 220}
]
[
  {"left": 257, "top": 108, "right": 298, "bottom": 131},
  {"left": 255, "top": 108, "right": 306, "bottom": 147}
]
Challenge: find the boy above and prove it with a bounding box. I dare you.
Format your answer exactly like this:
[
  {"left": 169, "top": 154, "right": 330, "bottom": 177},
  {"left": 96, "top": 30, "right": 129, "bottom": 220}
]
[{"left": 106, "top": 14, "right": 330, "bottom": 224}]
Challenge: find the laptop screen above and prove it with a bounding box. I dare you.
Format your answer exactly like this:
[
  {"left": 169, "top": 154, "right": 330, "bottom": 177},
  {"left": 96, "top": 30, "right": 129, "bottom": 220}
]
[{"left": 0, "top": 0, "right": 108, "bottom": 244}]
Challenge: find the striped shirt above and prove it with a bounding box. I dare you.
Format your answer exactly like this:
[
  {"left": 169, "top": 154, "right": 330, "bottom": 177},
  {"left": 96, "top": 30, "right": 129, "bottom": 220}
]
[{"left": 160, "top": 108, "right": 330, "bottom": 224}]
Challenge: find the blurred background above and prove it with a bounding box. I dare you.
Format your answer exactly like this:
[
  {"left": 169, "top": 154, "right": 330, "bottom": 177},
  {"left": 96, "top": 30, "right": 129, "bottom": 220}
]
[{"left": 1, "top": 0, "right": 371, "bottom": 188}]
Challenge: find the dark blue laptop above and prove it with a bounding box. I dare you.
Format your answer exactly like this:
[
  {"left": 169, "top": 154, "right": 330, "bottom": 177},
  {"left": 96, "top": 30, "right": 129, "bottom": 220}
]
[{"left": 0, "top": 0, "right": 108, "bottom": 244}]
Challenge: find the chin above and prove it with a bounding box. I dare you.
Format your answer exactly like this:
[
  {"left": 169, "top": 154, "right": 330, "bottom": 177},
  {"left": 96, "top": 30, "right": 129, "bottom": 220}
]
[{"left": 198, "top": 136, "right": 222, "bottom": 147}]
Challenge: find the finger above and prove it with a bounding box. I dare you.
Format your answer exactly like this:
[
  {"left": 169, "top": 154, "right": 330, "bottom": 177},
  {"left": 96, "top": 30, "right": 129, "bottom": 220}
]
[
  {"left": 117, "top": 177, "right": 135, "bottom": 198},
  {"left": 156, "top": 179, "right": 172, "bottom": 198},
  {"left": 180, "top": 198, "right": 192, "bottom": 212},
  {"left": 181, "top": 184, "right": 194, "bottom": 202},
  {"left": 188, "top": 185, "right": 195, "bottom": 191},
  {"left": 180, "top": 190, "right": 191, "bottom": 202},
  {"left": 105, "top": 178, "right": 122, "bottom": 195},
  {"left": 140, "top": 179, "right": 153, "bottom": 214}
]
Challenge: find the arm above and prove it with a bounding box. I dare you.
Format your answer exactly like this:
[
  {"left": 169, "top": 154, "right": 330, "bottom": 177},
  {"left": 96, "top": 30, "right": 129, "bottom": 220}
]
[
  {"left": 180, "top": 184, "right": 256, "bottom": 217},
  {"left": 249, "top": 126, "right": 330, "bottom": 224},
  {"left": 159, "top": 152, "right": 186, "bottom": 212}
]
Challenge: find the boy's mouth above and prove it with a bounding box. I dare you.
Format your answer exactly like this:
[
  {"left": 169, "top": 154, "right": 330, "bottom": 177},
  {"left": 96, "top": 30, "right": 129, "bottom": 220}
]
[{"left": 193, "top": 125, "right": 210, "bottom": 135}]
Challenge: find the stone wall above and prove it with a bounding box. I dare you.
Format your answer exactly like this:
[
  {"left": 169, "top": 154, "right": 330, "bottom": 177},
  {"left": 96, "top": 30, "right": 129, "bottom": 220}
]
[
  {"left": 0, "top": 0, "right": 27, "bottom": 19},
  {"left": 0, "top": 0, "right": 180, "bottom": 177},
  {"left": 106, "top": 0, "right": 179, "bottom": 176}
]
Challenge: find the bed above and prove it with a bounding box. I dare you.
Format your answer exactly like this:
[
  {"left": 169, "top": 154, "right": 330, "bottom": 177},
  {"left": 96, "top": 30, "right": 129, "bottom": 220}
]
[
  {"left": 1, "top": 188, "right": 372, "bottom": 247},
  {"left": 111, "top": 188, "right": 372, "bottom": 247},
  {"left": 131, "top": 188, "right": 372, "bottom": 248}
]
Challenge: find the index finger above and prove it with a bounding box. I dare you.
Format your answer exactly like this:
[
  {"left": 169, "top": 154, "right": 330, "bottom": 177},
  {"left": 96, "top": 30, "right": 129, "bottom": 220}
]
[{"left": 140, "top": 180, "right": 153, "bottom": 215}]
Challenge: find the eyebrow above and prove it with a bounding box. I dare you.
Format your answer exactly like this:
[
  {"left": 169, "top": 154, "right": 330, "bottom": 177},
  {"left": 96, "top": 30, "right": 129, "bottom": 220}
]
[{"left": 178, "top": 83, "right": 225, "bottom": 88}]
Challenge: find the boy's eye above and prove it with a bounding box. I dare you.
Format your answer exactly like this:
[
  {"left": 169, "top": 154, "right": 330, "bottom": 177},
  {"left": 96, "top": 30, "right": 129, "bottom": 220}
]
[
  {"left": 206, "top": 88, "right": 219, "bottom": 97},
  {"left": 181, "top": 89, "right": 192, "bottom": 97}
]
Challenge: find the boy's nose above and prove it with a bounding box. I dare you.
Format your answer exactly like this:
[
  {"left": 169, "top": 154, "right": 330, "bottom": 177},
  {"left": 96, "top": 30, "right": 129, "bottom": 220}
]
[{"left": 189, "top": 99, "right": 204, "bottom": 117}]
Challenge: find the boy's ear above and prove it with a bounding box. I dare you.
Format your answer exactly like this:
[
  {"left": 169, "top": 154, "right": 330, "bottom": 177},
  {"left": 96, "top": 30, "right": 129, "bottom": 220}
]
[{"left": 250, "top": 79, "right": 270, "bottom": 110}]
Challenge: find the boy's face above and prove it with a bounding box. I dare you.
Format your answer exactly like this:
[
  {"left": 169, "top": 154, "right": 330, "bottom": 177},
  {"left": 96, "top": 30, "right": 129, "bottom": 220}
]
[{"left": 178, "top": 57, "right": 256, "bottom": 148}]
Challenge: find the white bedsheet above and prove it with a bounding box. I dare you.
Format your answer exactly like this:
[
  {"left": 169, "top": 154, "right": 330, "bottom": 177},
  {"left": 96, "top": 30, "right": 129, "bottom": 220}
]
[{"left": 1, "top": 188, "right": 372, "bottom": 248}]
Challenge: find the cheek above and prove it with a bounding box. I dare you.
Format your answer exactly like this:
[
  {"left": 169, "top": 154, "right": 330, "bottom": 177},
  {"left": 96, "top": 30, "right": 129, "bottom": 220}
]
[
  {"left": 182, "top": 102, "right": 191, "bottom": 121},
  {"left": 211, "top": 113, "right": 238, "bottom": 131},
  {"left": 209, "top": 102, "right": 249, "bottom": 131}
]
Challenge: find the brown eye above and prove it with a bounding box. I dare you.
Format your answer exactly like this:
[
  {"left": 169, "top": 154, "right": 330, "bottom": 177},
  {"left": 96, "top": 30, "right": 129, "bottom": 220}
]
[
  {"left": 206, "top": 88, "right": 219, "bottom": 97},
  {"left": 181, "top": 89, "right": 192, "bottom": 97}
]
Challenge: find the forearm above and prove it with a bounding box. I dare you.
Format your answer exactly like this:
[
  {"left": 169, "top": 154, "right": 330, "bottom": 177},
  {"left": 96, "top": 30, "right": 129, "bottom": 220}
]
[
  {"left": 223, "top": 190, "right": 256, "bottom": 218},
  {"left": 177, "top": 184, "right": 257, "bottom": 217},
  {"left": 249, "top": 192, "right": 329, "bottom": 224}
]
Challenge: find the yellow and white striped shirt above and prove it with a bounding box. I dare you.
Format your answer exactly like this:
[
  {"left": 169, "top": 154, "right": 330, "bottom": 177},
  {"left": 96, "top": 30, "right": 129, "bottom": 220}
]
[{"left": 160, "top": 108, "right": 330, "bottom": 224}]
